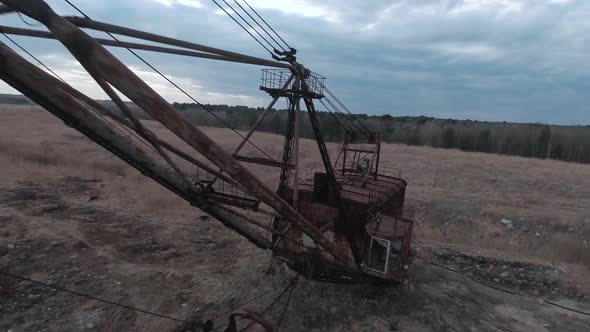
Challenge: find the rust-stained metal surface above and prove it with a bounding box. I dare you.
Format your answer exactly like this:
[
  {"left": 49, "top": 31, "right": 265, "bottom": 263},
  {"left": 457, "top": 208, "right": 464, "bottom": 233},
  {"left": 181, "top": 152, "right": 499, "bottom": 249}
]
[
  {"left": 0, "top": 0, "right": 415, "bottom": 284},
  {"left": 0, "top": 43, "right": 273, "bottom": 250},
  {"left": 285, "top": 168, "right": 413, "bottom": 281},
  {"left": 280, "top": 127, "right": 414, "bottom": 281},
  {"left": 0, "top": 25, "right": 288, "bottom": 66},
  {"left": 63, "top": 16, "right": 292, "bottom": 69},
  {"left": 233, "top": 155, "right": 294, "bottom": 169},
  {"left": 0, "top": 0, "right": 347, "bottom": 263}
]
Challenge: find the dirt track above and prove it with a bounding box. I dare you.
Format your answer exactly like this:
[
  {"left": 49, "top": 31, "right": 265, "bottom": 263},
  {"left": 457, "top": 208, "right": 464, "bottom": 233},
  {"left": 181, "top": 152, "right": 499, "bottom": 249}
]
[{"left": 1, "top": 106, "right": 589, "bottom": 331}]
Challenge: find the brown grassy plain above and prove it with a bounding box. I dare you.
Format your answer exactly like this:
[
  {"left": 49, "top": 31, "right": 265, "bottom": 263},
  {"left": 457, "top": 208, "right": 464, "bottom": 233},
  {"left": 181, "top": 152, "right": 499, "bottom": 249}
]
[
  {"left": 1, "top": 105, "right": 589, "bottom": 331},
  {"left": 2, "top": 106, "right": 588, "bottom": 266}
]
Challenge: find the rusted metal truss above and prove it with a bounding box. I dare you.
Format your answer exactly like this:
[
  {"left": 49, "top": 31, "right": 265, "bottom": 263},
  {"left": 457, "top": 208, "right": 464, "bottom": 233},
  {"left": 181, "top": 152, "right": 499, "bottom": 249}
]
[
  {"left": 233, "top": 155, "right": 294, "bottom": 169},
  {"left": 0, "top": 0, "right": 348, "bottom": 265},
  {"left": 1, "top": 0, "right": 415, "bottom": 284},
  {"left": 0, "top": 44, "right": 271, "bottom": 248},
  {"left": 0, "top": 25, "right": 283, "bottom": 67}
]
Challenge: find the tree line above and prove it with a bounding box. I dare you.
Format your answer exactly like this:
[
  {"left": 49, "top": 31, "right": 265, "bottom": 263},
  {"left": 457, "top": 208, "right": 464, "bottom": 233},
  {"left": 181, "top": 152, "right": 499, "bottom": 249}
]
[{"left": 153, "top": 102, "right": 590, "bottom": 164}]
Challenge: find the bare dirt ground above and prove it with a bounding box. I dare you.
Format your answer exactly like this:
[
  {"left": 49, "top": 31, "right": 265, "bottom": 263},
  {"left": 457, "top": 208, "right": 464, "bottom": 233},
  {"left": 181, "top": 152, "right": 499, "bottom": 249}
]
[{"left": 1, "top": 106, "right": 589, "bottom": 331}]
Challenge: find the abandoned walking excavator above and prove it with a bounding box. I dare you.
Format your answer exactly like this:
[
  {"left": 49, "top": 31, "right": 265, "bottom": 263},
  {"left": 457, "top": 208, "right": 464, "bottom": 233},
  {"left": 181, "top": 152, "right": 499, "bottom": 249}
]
[{"left": 0, "top": 0, "right": 413, "bottom": 284}]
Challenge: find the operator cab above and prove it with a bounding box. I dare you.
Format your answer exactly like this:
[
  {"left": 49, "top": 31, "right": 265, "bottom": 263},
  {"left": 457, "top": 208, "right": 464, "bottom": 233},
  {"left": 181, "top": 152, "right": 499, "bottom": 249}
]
[
  {"left": 362, "top": 212, "right": 413, "bottom": 280},
  {"left": 283, "top": 130, "right": 414, "bottom": 282}
]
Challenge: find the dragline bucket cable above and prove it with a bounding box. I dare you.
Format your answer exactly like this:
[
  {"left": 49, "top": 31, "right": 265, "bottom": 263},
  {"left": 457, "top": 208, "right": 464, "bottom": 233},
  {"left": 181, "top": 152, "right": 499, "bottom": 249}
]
[
  {"left": 63, "top": 0, "right": 278, "bottom": 162},
  {"left": 231, "top": 0, "right": 286, "bottom": 53},
  {"left": 211, "top": 0, "right": 274, "bottom": 55},
  {"left": 241, "top": 0, "right": 292, "bottom": 50}
]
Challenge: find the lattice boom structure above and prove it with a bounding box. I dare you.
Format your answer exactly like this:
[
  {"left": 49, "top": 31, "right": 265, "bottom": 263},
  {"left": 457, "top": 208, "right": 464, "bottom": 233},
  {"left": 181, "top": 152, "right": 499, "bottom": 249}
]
[{"left": 0, "top": 0, "right": 414, "bottom": 284}]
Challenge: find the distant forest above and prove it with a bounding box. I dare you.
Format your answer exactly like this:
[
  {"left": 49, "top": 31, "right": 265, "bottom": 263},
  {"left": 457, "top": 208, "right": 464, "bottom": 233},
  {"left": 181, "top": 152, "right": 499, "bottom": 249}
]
[
  {"left": 1, "top": 92, "right": 588, "bottom": 163},
  {"left": 172, "top": 102, "right": 590, "bottom": 164}
]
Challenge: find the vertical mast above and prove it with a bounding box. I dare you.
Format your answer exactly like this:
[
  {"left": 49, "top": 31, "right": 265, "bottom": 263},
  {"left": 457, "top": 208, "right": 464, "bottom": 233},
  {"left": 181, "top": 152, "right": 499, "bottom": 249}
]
[{"left": 292, "top": 80, "right": 301, "bottom": 208}]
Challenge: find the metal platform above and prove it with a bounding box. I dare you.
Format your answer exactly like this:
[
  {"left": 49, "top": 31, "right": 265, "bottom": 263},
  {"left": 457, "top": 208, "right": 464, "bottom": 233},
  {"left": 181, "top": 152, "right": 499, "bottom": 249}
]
[{"left": 260, "top": 68, "right": 326, "bottom": 98}]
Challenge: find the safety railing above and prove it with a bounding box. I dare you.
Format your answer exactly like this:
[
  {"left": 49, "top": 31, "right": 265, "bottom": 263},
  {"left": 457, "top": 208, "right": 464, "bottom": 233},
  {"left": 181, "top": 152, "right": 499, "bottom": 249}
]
[
  {"left": 303, "top": 70, "right": 326, "bottom": 96},
  {"left": 190, "top": 162, "right": 256, "bottom": 203},
  {"left": 292, "top": 166, "right": 405, "bottom": 206},
  {"left": 260, "top": 69, "right": 292, "bottom": 91},
  {"left": 260, "top": 68, "right": 326, "bottom": 97}
]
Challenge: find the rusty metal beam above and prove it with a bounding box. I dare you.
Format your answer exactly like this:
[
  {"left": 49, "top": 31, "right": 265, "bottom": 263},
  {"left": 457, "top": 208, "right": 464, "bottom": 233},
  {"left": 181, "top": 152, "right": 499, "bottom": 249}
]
[
  {"left": 303, "top": 97, "right": 337, "bottom": 189},
  {"left": 93, "top": 76, "right": 193, "bottom": 188},
  {"left": 210, "top": 74, "right": 293, "bottom": 185},
  {"left": 78, "top": 93, "right": 241, "bottom": 187},
  {"left": 62, "top": 16, "right": 292, "bottom": 69},
  {"left": 233, "top": 155, "right": 294, "bottom": 169},
  {"left": 0, "top": 25, "right": 284, "bottom": 67},
  {"left": 277, "top": 96, "right": 298, "bottom": 197},
  {"left": 233, "top": 75, "right": 294, "bottom": 154},
  {"left": 3, "top": 0, "right": 347, "bottom": 263},
  {"left": 0, "top": 42, "right": 271, "bottom": 249},
  {"left": 33, "top": 69, "right": 243, "bottom": 188},
  {"left": 345, "top": 147, "right": 376, "bottom": 154},
  {"left": 205, "top": 192, "right": 260, "bottom": 210},
  {"left": 157, "top": 142, "right": 242, "bottom": 187},
  {"left": 212, "top": 205, "right": 300, "bottom": 246},
  {"left": 292, "top": 81, "right": 301, "bottom": 207}
]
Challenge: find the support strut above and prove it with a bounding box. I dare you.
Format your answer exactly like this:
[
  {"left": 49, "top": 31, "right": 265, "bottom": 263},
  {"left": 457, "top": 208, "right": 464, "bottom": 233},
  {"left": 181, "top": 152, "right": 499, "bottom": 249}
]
[{"left": 1, "top": 0, "right": 348, "bottom": 264}]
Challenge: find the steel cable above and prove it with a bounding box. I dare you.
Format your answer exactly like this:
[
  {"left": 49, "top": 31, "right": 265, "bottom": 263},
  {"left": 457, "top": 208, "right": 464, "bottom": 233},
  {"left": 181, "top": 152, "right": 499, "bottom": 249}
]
[
  {"left": 320, "top": 97, "right": 363, "bottom": 132},
  {"left": 324, "top": 87, "right": 370, "bottom": 132},
  {"left": 64, "top": 0, "right": 278, "bottom": 162},
  {"left": 222, "top": 0, "right": 283, "bottom": 53},
  {"left": 414, "top": 255, "right": 590, "bottom": 317},
  {"left": 211, "top": 0, "right": 274, "bottom": 55},
  {"left": 231, "top": 0, "right": 286, "bottom": 52},
  {"left": 318, "top": 99, "right": 352, "bottom": 131},
  {"left": 241, "top": 0, "right": 291, "bottom": 50},
  {"left": 0, "top": 33, "right": 160, "bottom": 156},
  {"left": 213, "top": 277, "right": 298, "bottom": 331},
  {"left": 0, "top": 270, "right": 206, "bottom": 328}
]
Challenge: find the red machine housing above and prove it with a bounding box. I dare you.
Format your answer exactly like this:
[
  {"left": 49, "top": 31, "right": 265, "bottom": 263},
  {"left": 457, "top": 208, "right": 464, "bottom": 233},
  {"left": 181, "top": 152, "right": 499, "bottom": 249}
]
[{"left": 285, "top": 131, "right": 414, "bottom": 281}]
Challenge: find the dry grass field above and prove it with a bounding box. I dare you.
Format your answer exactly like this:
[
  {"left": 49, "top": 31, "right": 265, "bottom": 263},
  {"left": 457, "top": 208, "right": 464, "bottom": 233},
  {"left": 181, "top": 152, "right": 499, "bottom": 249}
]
[{"left": 1, "top": 105, "right": 589, "bottom": 331}]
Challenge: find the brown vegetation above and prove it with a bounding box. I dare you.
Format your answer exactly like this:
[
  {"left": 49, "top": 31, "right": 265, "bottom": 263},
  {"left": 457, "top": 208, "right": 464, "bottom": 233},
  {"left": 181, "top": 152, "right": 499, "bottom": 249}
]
[
  {"left": 1, "top": 106, "right": 589, "bottom": 331},
  {"left": 2, "top": 105, "right": 589, "bottom": 270}
]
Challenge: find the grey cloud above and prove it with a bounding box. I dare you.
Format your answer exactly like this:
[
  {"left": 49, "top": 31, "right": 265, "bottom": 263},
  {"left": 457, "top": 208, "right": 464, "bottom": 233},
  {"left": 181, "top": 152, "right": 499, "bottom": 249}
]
[{"left": 1, "top": 0, "right": 589, "bottom": 124}]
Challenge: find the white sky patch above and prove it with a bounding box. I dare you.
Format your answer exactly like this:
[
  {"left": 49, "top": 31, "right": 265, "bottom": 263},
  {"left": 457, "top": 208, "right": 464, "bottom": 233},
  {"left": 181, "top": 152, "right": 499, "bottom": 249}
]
[
  {"left": 153, "top": 0, "right": 202, "bottom": 8},
  {"left": 361, "top": 3, "right": 401, "bottom": 32},
  {"left": 361, "top": 0, "right": 525, "bottom": 32},
  {"left": 164, "top": 0, "right": 338, "bottom": 22},
  {"left": 154, "top": 0, "right": 173, "bottom": 6},
  {"left": 245, "top": 0, "right": 340, "bottom": 23},
  {"left": 0, "top": 51, "right": 261, "bottom": 106},
  {"left": 449, "top": 0, "right": 524, "bottom": 16},
  {"left": 38, "top": 54, "right": 61, "bottom": 61},
  {"left": 178, "top": 0, "right": 202, "bottom": 8},
  {"left": 36, "top": 55, "right": 110, "bottom": 100},
  {"left": 124, "top": 66, "right": 263, "bottom": 105},
  {"left": 0, "top": 81, "right": 19, "bottom": 95},
  {"left": 429, "top": 42, "right": 503, "bottom": 61}
]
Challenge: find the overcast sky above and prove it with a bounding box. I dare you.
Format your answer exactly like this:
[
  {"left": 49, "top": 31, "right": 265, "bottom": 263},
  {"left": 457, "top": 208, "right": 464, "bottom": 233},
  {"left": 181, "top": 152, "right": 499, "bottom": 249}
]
[{"left": 1, "top": 0, "right": 589, "bottom": 124}]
